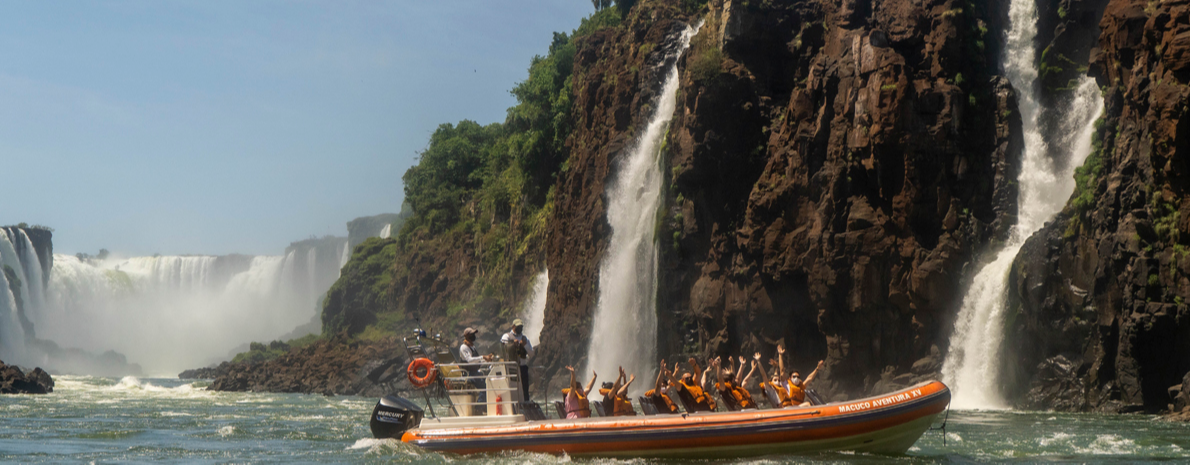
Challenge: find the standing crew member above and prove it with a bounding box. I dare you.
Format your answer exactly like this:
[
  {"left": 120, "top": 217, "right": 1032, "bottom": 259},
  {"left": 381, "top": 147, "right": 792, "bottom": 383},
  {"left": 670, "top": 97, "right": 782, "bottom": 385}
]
[
  {"left": 500, "top": 318, "right": 535, "bottom": 401},
  {"left": 459, "top": 327, "right": 493, "bottom": 415}
]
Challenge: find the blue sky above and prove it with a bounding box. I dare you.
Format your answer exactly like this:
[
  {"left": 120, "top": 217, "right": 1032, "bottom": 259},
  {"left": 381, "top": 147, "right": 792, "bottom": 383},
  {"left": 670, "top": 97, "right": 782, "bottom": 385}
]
[{"left": 1, "top": 1, "right": 592, "bottom": 256}]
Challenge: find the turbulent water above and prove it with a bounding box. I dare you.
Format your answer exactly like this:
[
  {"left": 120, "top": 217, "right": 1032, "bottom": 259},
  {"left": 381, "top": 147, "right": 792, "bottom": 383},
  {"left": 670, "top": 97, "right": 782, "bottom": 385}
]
[
  {"left": 585, "top": 22, "right": 701, "bottom": 393},
  {"left": 520, "top": 269, "right": 549, "bottom": 346},
  {"left": 1, "top": 376, "right": 1187, "bottom": 463},
  {"left": 941, "top": 0, "right": 1104, "bottom": 408}
]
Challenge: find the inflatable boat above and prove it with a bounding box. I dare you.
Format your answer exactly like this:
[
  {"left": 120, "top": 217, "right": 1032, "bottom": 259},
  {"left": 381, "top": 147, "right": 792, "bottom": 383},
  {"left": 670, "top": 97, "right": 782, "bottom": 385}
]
[{"left": 370, "top": 356, "right": 950, "bottom": 458}]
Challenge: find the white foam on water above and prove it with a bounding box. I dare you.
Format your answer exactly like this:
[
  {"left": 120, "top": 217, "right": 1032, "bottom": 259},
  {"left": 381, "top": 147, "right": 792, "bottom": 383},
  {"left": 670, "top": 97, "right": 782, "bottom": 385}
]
[
  {"left": 1076, "top": 434, "right": 1138, "bottom": 455},
  {"left": 218, "top": 425, "right": 236, "bottom": 437}
]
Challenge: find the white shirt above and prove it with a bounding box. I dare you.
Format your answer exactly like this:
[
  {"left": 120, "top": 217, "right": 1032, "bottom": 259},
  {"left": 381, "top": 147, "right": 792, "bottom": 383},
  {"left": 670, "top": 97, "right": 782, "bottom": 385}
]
[
  {"left": 459, "top": 342, "right": 485, "bottom": 364},
  {"left": 500, "top": 330, "right": 534, "bottom": 366}
]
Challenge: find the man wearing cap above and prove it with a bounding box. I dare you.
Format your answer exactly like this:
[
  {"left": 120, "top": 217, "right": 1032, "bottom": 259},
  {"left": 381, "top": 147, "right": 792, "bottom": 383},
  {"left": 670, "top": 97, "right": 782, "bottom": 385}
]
[
  {"left": 459, "top": 327, "right": 492, "bottom": 414},
  {"left": 500, "top": 318, "right": 535, "bottom": 401}
]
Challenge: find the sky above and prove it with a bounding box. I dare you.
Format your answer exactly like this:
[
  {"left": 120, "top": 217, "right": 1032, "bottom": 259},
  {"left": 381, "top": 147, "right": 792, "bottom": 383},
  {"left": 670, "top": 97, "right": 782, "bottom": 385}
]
[{"left": 0, "top": 0, "right": 593, "bottom": 256}]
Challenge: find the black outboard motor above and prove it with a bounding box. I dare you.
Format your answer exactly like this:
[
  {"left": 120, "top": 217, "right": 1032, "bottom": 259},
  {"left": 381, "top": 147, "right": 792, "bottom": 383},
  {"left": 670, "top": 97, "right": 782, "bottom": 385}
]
[{"left": 370, "top": 394, "right": 424, "bottom": 439}]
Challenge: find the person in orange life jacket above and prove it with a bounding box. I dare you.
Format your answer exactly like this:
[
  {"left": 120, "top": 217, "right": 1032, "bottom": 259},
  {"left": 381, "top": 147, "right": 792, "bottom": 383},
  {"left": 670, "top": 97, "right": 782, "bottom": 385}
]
[
  {"left": 786, "top": 360, "right": 825, "bottom": 407},
  {"left": 500, "top": 318, "right": 534, "bottom": 401},
  {"left": 644, "top": 359, "right": 680, "bottom": 414},
  {"left": 711, "top": 356, "right": 757, "bottom": 410},
  {"left": 754, "top": 351, "right": 793, "bottom": 407},
  {"left": 459, "top": 327, "right": 494, "bottom": 414},
  {"left": 562, "top": 365, "right": 596, "bottom": 419},
  {"left": 674, "top": 357, "right": 716, "bottom": 411},
  {"left": 598, "top": 367, "right": 636, "bottom": 416}
]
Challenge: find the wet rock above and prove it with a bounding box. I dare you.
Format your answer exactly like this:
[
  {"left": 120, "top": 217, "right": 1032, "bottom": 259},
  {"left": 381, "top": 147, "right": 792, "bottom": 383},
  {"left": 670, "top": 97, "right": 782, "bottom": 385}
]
[{"left": 0, "top": 360, "right": 53, "bottom": 394}]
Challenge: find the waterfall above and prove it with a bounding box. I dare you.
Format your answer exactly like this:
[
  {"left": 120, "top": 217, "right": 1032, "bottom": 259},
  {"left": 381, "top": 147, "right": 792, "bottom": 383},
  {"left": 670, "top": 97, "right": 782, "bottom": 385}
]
[
  {"left": 379, "top": 224, "right": 392, "bottom": 239},
  {"left": 941, "top": 0, "right": 1104, "bottom": 408},
  {"left": 520, "top": 269, "right": 549, "bottom": 345},
  {"left": 0, "top": 233, "right": 348, "bottom": 375},
  {"left": 585, "top": 22, "right": 701, "bottom": 393}
]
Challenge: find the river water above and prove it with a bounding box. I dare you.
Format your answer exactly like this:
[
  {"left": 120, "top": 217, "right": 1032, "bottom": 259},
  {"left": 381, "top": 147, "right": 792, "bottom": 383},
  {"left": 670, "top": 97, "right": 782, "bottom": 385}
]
[{"left": 2, "top": 376, "right": 1187, "bottom": 463}]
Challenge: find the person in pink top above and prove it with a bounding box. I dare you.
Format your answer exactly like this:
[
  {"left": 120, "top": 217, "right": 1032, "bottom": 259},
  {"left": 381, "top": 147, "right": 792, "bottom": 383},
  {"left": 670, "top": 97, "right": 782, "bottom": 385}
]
[{"left": 562, "top": 365, "right": 597, "bottom": 419}]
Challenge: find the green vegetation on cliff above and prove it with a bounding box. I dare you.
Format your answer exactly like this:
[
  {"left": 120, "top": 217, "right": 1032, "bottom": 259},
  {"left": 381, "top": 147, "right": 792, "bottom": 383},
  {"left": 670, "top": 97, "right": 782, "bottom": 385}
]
[{"left": 322, "top": 7, "right": 626, "bottom": 338}]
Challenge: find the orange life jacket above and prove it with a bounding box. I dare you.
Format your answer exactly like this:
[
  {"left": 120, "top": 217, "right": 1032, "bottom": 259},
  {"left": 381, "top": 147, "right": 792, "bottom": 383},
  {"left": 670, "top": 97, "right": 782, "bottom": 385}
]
[
  {"left": 787, "top": 383, "right": 806, "bottom": 404},
  {"left": 613, "top": 396, "right": 635, "bottom": 416},
  {"left": 679, "top": 380, "right": 716, "bottom": 411},
  {"left": 645, "top": 388, "right": 679, "bottom": 413},
  {"left": 762, "top": 381, "right": 793, "bottom": 407},
  {"left": 561, "top": 388, "right": 591, "bottom": 417},
  {"left": 717, "top": 382, "right": 756, "bottom": 409}
]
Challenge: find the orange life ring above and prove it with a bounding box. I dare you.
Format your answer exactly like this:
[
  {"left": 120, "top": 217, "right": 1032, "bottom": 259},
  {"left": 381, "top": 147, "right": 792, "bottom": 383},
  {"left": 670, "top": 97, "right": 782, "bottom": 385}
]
[{"left": 407, "top": 358, "right": 437, "bottom": 388}]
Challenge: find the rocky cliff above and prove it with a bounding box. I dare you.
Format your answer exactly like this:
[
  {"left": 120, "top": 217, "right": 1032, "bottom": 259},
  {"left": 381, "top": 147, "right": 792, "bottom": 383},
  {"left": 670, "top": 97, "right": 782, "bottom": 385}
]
[
  {"left": 540, "top": 0, "right": 1023, "bottom": 399},
  {"left": 1006, "top": 0, "right": 1190, "bottom": 413}
]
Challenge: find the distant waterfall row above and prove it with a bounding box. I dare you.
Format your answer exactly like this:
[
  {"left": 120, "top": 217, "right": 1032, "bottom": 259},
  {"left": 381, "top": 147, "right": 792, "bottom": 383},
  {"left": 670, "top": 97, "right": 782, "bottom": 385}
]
[
  {"left": 0, "top": 231, "right": 357, "bottom": 376},
  {"left": 941, "top": 0, "right": 1103, "bottom": 408}
]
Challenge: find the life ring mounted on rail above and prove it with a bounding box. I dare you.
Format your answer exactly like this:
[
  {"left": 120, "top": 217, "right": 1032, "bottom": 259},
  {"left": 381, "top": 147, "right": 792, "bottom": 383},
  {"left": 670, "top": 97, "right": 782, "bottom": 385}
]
[{"left": 407, "top": 358, "right": 437, "bottom": 388}]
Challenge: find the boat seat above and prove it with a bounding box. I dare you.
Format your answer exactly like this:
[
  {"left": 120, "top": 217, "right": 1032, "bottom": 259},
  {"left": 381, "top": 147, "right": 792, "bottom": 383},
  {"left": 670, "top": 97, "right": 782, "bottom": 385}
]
[
  {"left": 762, "top": 385, "right": 784, "bottom": 409},
  {"left": 553, "top": 401, "right": 566, "bottom": 419},
  {"left": 718, "top": 390, "right": 742, "bottom": 411},
  {"left": 591, "top": 401, "right": 605, "bottom": 417},
  {"left": 638, "top": 396, "right": 658, "bottom": 415},
  {"left": 521, "top": 401, "right": 546, "bottom": 421},
  {"left": 806, "top": 388, "right": 825, "bottom": 406}
]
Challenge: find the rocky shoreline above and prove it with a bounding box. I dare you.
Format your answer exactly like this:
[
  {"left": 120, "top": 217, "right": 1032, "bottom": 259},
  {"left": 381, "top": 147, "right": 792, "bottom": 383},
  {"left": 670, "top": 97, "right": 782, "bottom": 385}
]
[
  {"left": 0, "top": 360, "right": 54, "bottom": 394},
  {"left": 196, "top": 336, "right": 410, "bottom": 397}
]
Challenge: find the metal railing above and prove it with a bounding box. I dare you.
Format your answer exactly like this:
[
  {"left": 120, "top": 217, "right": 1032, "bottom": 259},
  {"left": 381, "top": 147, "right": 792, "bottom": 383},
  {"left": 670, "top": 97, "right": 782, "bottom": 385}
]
[{"left": 436, "top": 361, "right": 524, "bottom": 417}]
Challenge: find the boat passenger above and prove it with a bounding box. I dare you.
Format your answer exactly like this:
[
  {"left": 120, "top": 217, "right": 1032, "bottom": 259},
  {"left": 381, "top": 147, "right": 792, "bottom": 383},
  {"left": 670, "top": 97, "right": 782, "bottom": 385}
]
[
  {"left": 675, "top": 358, "right": 716, "bottom": 412},
  {"left": 712, "top": 357, "right": 757, "bottom": 410},
  {"left": 459, "top": 327, "right": 494, "bottom": 414},
  {"left": 786, "top": 360, "right": 825, "bottom": 407},
  {"left": 500, "top": 318, "right": 534, "bottom": 401},
  {"left": 754, "top": 352, "right": 793, "bottom": 408},
  {"left": 562, "top": 365, "right": 596, "bottom": 419},
  {"left": 599, "top": 367, "right": 636, "bottom": 416},
  {"left": 645, "top": 359, "right": 680, "bottom": 414}
]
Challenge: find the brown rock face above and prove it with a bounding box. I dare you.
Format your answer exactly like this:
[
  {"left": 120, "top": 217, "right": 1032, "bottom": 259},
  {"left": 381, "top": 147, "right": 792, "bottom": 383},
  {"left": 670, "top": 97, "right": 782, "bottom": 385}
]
[
  {"left": 1005, "top": 0, "right": 1190, "bottom": 413},
  {"left": 537, "top": 0, "right": 1024, "bottom": 400},
  {"left": 208, "top": 337, "right": 406, "bottom": 396},
  {"left": 656, "top": 0, "right": 1023, "bottom": 400}
]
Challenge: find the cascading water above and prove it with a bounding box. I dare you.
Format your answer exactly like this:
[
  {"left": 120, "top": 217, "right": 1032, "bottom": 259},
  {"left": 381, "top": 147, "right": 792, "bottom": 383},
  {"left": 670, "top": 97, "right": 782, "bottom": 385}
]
[
  {"left": 520, "top": 269, "right": 549, "bottom": 345},
  {"left": 585, "top": 22, "right": 701, "bottom": 393},
  {"left": 941, "top": 0, "right": 1104, "bottom": 409},
  {"left": 379, "top": 224, "right": 392, "bottom": 239}
]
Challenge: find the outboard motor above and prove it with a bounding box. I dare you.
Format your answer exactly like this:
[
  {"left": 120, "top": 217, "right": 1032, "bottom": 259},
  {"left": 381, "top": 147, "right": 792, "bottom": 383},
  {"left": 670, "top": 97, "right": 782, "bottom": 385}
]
[{"left": 370, "top": 394, "right": 424, "bottom": 439}]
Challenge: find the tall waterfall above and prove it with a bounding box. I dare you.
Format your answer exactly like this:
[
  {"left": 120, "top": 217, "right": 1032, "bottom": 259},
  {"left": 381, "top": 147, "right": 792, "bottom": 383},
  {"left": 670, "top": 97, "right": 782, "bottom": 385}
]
[
  {"left": 520, "top": 269, "right": 549, "bottom": 345},
  {"left": 585, "top": 22, "right": 701, "bottom": 393},
  {"left": 941, "top": 0, "right": 1104, "bottom": 408}
]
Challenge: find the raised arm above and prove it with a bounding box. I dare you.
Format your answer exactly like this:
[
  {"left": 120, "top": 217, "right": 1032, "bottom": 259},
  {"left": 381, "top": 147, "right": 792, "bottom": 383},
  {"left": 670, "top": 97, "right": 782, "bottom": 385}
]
[
  {"left": 735, "top": 356, "right": 747, "bottom": 381},
  {"left": 712, "top": 357, "right": 724, "bottom": 387},
  {"left": 584, "top": 370, "right": 598, "bottom": 396},
  {"left": 777, "top": 344, "right": 787, "bottom": 379},
  {"left": 609, "top": 367, "right": 625, "bottom": 399},
  {"left": 753, "top": 352, "right": 770, "bottom": 385},
  {"left": 618, "top": 373, "right": 636, "bottom": 397},
  {"left": 567, "top": 365, "right": 578, "bottom": 394},
  {"left": 803, "top": 360, "right": 825, "bottom": 387},
  {"left": 654, "top": 360, "right": 667, "bottom": 393},
  {"left": 742, "top": 360, "right": 758, "bottom": 386}
]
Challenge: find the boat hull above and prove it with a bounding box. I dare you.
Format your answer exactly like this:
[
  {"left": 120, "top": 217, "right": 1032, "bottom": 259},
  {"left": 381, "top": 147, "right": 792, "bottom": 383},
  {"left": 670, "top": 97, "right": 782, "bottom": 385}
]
[{"left": 401, "top": 380, "right": 950, "bottom": 458}]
